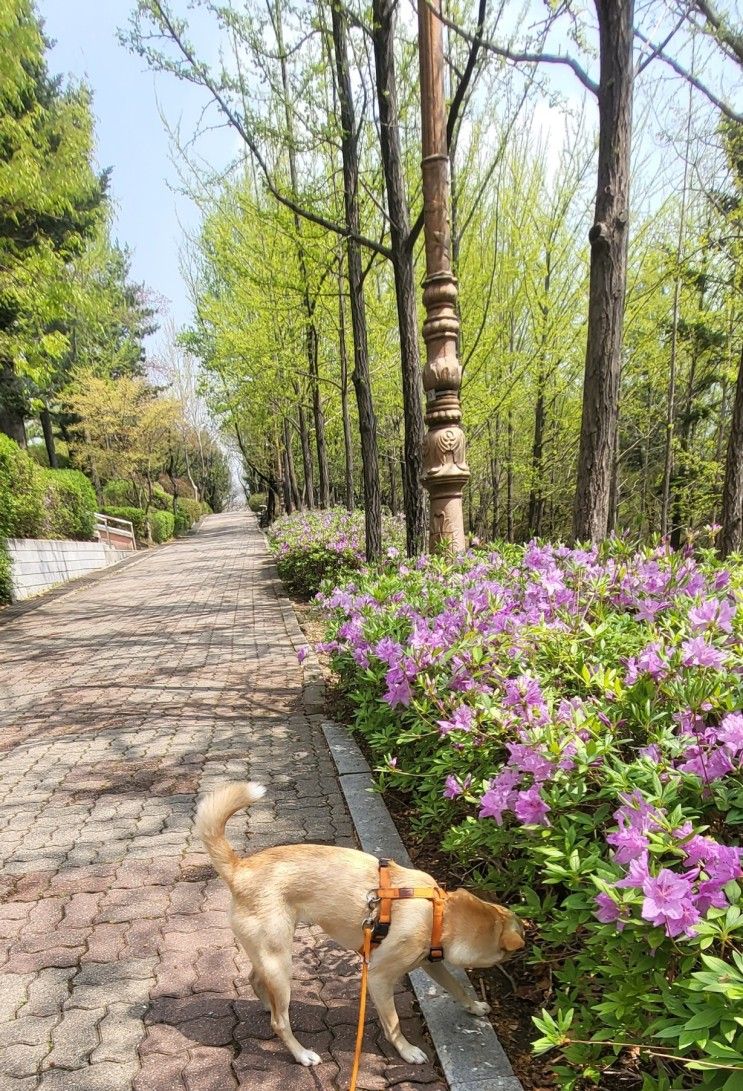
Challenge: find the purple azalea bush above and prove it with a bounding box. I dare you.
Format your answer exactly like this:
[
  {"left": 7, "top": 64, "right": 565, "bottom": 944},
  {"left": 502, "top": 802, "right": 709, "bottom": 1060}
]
[
  {"left": 315, "top": 539, "right": 743, "bottom": 1088},
  {"left": 266, "top": 508, "right": 405, "bottom": 596}
]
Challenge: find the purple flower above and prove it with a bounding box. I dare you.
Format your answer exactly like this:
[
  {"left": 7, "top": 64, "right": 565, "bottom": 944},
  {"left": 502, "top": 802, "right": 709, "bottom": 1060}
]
[
  {"left": 681, "top": 637, "right": 725, "bottom": 669},
  {"left": 616, "top": 856, "right": 650, "bottom": 889},
  {"left": 688, "top": 597, "right": 735, "bottom": 633},
  {"left": 374, "top": 636, "right": 403, "bottom": 666},
  {"left": 513, "top": 786, "right": 550, "bottom": 826},
  {"left": 641, "top": 868, "right": 699, "bottom": 937},
  {"left": 437, "top": 705, "right": 475, "bottom": 735},
  {"left": 506, "top": 743, "right": 554, "bottom": 782},
  {"left": 719, "top": 712, "right": 743, "bottom": 755},
  {"left": 625, "top": 643, "right": 667, "bottom": 685},
  {"left": 594, "top": 893, "right": 627, "bottom": 930},
  {"left": 479, "top": 770, "right": 520, "bottom": 823},
  {"left": 297, "top": 646, "right": 307, "bottom": 663},
  {"left": 678, "top": 746, "right": 734, "bottom": 782},
  {"left": 443, "top": 774, "right": 470, "bottom": 799},
  {"left": 382, "top": 667, "right": 412, "bottom": 708},
  {"left": 607, "top": 826, "right": 649, "bottom": 864}
]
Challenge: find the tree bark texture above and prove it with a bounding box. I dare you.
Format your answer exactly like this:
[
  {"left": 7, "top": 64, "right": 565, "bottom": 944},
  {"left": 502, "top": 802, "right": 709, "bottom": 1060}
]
[
  {"left": 331, "top": 2, "right": 382, "bottom": 560},
  {"left": 283, "top": 416, "right": 301, "bottom": 511},
  {"left": 338, "top": 257, "right": 355, "bottom": 511},
  {"left": 0, "top": 359, "right": 27, "bottom": 446},
  {"left": 573, "top": 0, "right": 634, "bottom": 542},
  {"left": 40, "top": 406, "right": 58, "bottom": 468},
  {"left": 720, "top": 344, "right": 743, "bottom": 558},
  {"left": 297, "top": 401, "right": 314, "bottom": 508},
  {"left": 372, "top": 0, "right": 426, "bottom": 556}
]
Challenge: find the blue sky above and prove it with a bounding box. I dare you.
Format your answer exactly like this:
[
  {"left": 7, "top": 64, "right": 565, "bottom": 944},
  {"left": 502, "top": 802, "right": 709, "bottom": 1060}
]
[{"left": 39, "top": 0, "right": 231, "bottom": 348}]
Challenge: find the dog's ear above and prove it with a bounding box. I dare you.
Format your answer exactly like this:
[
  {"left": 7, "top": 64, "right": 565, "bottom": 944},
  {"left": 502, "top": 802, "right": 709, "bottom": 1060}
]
[{"left": 500, "top": 922, "right": 525, "bottom": 952}]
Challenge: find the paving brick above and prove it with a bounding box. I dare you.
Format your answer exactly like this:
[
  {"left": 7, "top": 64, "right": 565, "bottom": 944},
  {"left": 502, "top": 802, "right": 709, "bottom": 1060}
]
[
  {"left": 90, "top": 1003, "right": 146, "bottom": 1064},
  {"left": 46, "top": 1007, "right": 102, "bottom": 1069}
]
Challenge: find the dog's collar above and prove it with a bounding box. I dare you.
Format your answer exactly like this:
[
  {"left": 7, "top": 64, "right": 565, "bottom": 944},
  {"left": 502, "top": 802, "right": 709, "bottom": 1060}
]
[{"left": 366, "top": 858, "right": 447, "bottom": 962}]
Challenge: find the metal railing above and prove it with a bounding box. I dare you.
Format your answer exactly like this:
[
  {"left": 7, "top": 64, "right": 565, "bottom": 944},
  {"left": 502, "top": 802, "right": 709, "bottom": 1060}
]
[{"left": 94, "top": 513, "right": 136, "bottom": 551}]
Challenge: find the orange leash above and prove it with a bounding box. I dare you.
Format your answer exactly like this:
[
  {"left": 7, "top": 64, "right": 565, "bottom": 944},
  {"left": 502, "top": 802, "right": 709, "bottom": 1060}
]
[{"left": 349, "top": 924, "right": 373, "bottom": 1091}]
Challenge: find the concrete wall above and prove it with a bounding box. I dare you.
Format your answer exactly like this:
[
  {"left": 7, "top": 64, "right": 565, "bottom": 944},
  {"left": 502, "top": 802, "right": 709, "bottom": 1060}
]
[{"left": 7, "top": 538, "right": 132, "bottom": 602}]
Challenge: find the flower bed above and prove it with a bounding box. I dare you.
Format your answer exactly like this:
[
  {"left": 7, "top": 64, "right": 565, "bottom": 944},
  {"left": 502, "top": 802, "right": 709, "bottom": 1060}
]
[
  {"left": 316, "top": 540, "right": 743, "bottom": 1089},
  {"left": 266, "top": 508, "right": 405, "bottom": 597}
]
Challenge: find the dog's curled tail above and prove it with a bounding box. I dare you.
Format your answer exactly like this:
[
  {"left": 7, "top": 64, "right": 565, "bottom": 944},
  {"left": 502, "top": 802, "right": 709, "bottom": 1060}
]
[{"left": 195, "top": 781, "right": 266, "bottom": 884}]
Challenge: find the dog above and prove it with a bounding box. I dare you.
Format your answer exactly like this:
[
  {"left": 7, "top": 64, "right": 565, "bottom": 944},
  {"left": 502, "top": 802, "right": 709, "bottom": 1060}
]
[{"left": 195, "top": 781, "right": 525, "bottom": 1067}]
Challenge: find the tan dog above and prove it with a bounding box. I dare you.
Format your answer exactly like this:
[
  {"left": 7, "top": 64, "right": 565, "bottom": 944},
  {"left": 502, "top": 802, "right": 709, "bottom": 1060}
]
[{"left": 196, "top": 781, "right": 525, "bottom": 1067}]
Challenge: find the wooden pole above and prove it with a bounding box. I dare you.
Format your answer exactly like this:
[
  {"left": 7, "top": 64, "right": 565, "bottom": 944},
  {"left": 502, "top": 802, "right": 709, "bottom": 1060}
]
[{"left": 418, "top": 0, "right": 469, "bottom": 552}]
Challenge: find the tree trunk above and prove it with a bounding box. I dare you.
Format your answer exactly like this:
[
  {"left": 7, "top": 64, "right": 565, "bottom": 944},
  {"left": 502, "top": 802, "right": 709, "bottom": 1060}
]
[
  {"left": 661, "top": 81, "right": 693, "bottom": 537},
  {"left": 273, "top": 0, "right": 330, "bottom": 509},
  {"left": 490, "top": 417, "right": 500, "bottom": 540},
  {"left": 338, "top": 259, "right": 355, "bottom": 511},
  {"left": 506, "top": 406, "right": 514, "bottom": 543},
  {"left": 720, "top": 344, "right": 743, "bottom": 558},
  {"left": 573, "top": 0, "right": 634, "bottom": 542},
  {"left": 0, "top": 359, "right": 27, "bottom": 446},
  {"left": 387, "top": 451, "right": 398, "bottom": 514},
  {"left": 527, "top": 250, "right": 552, "bottom": 538},
  {"left": 331, "top": 2, "right": 382, "bottom": 561},
  {"left": 372, "top": 0, "right": 426, "bottom": 556},
  {"left": 308, "top": 324, "right": 330, "bottom": 507},
  {"left": 297, "top": 401, "right": 314, "bottom": 508},
  {"left": 608, "top": 416, "right": 620, "bottom": 533},
  {"left": 283, "top": 417, "right": 301, "bottom": 511},
  {"left": 40, "top": 406, "right": 58, "bottom": 468},
  {"left": 527, "top": 381, "right": 546, "bottom": 537}
]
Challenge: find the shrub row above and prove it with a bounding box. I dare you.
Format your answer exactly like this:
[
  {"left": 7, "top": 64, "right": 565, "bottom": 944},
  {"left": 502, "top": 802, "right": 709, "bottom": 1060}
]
[
  {"left": 317, "top": 540, "right": 743, "bottom": 1089},
  {"left": 266, "top": 507, "right": 406, "bottom": 597},
  {"left": 0, "top": 435, "right": 96, "bottom": 541},
  {"left": 101, "top": 498, "right": 205, "bottom": 546}
]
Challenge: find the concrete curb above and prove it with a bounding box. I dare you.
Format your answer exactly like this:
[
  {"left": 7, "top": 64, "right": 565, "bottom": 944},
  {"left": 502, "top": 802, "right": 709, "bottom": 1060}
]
[{"left": 279, "top": 572, "right": 524, "bottom": 1091}]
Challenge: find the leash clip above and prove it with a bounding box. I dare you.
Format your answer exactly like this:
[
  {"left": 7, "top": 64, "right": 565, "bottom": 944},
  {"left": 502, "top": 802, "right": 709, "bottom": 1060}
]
[{"left": 363, "top": 890, "right": 380, "bottom": 930}]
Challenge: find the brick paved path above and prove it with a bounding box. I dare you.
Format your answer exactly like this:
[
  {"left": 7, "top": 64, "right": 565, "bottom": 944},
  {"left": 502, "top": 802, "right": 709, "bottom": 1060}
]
[{"left": 0, "top": 513, "right": 444, "bottom": 1091}]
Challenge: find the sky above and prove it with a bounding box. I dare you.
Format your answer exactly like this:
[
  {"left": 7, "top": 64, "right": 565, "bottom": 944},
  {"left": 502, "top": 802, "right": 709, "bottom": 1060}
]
[{"left": 39, "top": 0, "right": 231, "bottom": 351}]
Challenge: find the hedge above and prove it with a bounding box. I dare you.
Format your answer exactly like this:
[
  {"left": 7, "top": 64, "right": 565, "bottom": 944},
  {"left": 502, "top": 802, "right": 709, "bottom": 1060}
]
[
  {"left": 0, "top": 434, "right": 45, "bottom": 538},
  {"left": 149, "top": 509, "right": 175, "bottom": 543},
  {"left": 102, "top": 478, "right": 136, "bottom": 506},
  {"left": 177, "top": 497, "right": 203, "bottom": 526},
  {"left": 248, "top": 492, "right": 266, "bottom": 514},
  {"left": 42, "top": 469, "right": 97, "bottom": 540}
]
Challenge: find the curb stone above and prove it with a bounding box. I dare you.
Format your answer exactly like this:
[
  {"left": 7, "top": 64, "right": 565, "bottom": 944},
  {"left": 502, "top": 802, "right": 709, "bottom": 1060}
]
[{"left": 284, "top": 586, "right": 524, "bottom": 1091}]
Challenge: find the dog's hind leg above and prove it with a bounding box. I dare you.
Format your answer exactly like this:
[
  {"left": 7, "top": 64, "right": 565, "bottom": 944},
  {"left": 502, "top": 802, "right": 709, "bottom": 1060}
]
[
  {"left": 421, "top": 960, "right": 491, "bottom": 1016},
  {"left": 248, "top": 968, "right": 270, "bottom": 1011},
  {"left": 260, "top": 950, "right": 322, "bottom": 1067},
  {"left": 367, "top": 961, "right": 428, "bottom": 1064}
]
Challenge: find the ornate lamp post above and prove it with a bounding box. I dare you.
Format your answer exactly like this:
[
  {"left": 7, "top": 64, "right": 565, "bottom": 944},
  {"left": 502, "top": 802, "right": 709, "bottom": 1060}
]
[{"left": 418, "top": 0, "right": 469, "bottom": 552}]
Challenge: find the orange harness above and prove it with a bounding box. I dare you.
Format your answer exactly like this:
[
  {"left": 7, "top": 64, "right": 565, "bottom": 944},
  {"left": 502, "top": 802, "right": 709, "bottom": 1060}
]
[
  {"left": 349, "top": 859, "right": 447, "bottom": 1091},
  {"left": 367, "top": 858, "right": 447, "bottom": 961}
]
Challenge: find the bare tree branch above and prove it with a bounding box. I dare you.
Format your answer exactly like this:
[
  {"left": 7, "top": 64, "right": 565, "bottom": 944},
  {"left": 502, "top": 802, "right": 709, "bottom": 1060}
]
[
  {"left": 634, "top": 26, "right": 743, "bottom": 123},
  {"left": 141, "top": 0, "right": 393, "bottom": 259},
  {"left": 424, "top": 0, "right": 599, "bottom": 96},
  {"left": 691, "top": 0, "right": 743, "bottom": 66},
  {"left": 409, "top": 0, "right": 492, "bottom": 248}
]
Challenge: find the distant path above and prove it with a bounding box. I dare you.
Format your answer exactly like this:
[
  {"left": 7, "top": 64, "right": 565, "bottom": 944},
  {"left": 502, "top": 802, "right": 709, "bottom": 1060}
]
[{"left": 0, "top": 512, "right": 443, "bottom": 1091}]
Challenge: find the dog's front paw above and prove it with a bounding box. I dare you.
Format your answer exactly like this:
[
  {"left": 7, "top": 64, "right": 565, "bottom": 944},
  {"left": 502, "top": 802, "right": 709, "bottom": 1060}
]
[
  {"left": 296, "top": 1049, "right": 322, "bottom": 1067},
  {"left": 467, "top": 1000, "right": 491, "bottom": 1017},
  {"left": 398, "top": 1043, "right": 428, "bottom": 1065}
]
